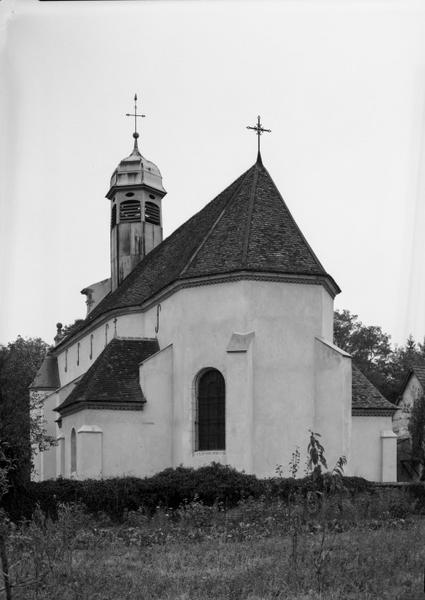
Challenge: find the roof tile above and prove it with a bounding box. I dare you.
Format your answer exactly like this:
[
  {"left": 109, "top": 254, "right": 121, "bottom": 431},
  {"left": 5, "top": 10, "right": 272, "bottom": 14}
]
[
  {"left": 55, "top": 338, "right": 159, "bottom": 414},
  {"left": 57, "top": 160, "right": 339, "bottom": 347},
  {"left": 352, "top": 364, "right": 396, "bottom": 412}
]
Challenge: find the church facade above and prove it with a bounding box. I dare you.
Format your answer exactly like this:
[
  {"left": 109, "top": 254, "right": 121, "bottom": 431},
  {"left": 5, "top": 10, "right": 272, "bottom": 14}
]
[{"left": 31, "top": 118, "right": 397, "bottom": 482}]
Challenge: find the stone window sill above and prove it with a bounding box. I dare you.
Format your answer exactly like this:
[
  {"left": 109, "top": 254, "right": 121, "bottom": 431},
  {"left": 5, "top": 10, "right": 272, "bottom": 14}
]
[{"left": 193, "top": 450, "right": 226, "bottom": 456}]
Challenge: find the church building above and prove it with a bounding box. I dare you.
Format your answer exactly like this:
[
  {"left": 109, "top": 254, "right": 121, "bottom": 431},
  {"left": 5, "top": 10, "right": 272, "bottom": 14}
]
[{"left": 31, "top": 105, "right": 398, "bottom": 482}]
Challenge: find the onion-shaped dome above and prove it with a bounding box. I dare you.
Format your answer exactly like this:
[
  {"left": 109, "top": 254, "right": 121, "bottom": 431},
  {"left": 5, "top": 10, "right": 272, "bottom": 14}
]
[{"left": 107, "top": 134, "right": 166, "bottom": 197}]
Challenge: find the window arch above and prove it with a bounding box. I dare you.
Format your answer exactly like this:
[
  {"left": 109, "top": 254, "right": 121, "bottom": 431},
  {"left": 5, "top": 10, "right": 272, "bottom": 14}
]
[
  {"left": 70, "top": 428, "right": 77, "bottom": 473},
  {"left": 120, "top": 200, "right": 141, "bottom": 223},
  {"left": 196, "top": 369, "right": 225, "bottom": 451}
]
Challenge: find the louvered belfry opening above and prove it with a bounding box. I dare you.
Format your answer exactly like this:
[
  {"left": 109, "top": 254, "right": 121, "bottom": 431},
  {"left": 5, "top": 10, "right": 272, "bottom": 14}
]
[
  {"left": 145, "top": 201, "right": 160, "bottom": 225},
  {"left": 111, "top": 204, "right": 117, "bottom": 230},
  {"left": 197, "top": 369, "right": 225, "bottom": 451},
  {"left": 120, "top": 200, "right": 141, "bottom": 223}
]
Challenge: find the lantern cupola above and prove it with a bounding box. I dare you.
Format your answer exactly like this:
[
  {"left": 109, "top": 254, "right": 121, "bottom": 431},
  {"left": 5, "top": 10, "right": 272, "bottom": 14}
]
[{"left": 106, "top": 95, "right": 166, "bottom": 291}]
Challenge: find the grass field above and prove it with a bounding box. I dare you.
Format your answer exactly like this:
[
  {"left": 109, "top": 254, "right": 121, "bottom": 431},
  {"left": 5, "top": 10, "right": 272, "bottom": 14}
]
[{"left": 2, "top": 492, "right": 425, "bottom": 599}]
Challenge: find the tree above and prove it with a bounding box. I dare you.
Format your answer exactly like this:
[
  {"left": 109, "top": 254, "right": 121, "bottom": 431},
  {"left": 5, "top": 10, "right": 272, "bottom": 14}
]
[
  {"left": 0, "top": 336, "right": 53, "bottom": 486},
  {"left": 334, "top": 309, "right": 394, "bottom": 397},
  {"left": 334, "top": 309, "right": 425, "bottom": 402},
  {"left": 61, "top": 319, "right": 85, "bottom": 339},
  {"left": 408, "top": 393, "right": 425, "bottom": 480}
]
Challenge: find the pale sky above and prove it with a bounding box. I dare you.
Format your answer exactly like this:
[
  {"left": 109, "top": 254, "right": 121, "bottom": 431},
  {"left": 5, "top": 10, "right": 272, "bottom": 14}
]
[{"left": 1, "top": 0, "right": 425, "bottom": 347}]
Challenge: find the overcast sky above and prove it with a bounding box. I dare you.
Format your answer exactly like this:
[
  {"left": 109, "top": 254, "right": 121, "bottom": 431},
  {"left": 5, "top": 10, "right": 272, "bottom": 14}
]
[{"left": 2, "top": 0, "right": 425, "bottom": 347}]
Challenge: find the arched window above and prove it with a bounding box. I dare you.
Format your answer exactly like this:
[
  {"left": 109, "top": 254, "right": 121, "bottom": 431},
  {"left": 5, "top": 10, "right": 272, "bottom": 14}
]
[
  {"left": 64, "top": 349, "right": 68, "bottom": 373},
  {"left": 145, "top": 201, "right": 160, "bottom": 225},
  {"left": 90, "top": 334, "right": 93, "bottom": 360},
  {"left": 105, "top": 323, "right": 109, "bottom": 347},
  {"left": 77, "top": 342, "right": 80, "bottom": 366},
  {"left": 70, "top": 428, "right": 77, "bottom": 473},
  {"left": 196, "top": 369, "right": 225, "bottom": 451},
  {"left": 120, "top": 200, "right": 141, "bottom": 223}
]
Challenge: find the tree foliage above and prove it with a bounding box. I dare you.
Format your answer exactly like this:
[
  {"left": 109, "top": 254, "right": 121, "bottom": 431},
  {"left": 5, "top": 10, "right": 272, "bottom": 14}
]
[
  {"left": 334, "top": 309, "right": 425, "bottom": 402},
  {"left": 0, "top": 336, "right": 52, "bottom": 485},
  {"left": 61, "top": 319, "right": 85, "bottom": 339},
  {"left": 408, "top": 393, "right": 425, "bottom": 479}
]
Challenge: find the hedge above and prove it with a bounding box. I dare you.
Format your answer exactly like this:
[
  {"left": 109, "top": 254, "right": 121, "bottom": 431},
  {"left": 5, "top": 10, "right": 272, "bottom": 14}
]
[{"left": 2, "top": 463, "right": 374, "bottom": 522}]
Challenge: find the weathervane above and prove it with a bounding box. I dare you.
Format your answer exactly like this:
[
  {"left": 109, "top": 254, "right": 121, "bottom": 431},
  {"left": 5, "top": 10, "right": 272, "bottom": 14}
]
[
  {"left": 126, "top": 93, "right": 145, "bottom": 146},
  {"left": 247, "top": 115, "right": 271, "bottom": 155}
]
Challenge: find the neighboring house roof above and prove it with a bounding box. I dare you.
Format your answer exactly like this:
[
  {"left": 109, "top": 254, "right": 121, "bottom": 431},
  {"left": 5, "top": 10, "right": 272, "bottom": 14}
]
[
  {"left": 55, "top": 157, "right": 340, "bottom": 349},
  {"left": 351, "top": 364, "right": 397, "bottom": 415},
  {"left": 55, "top": 338, "right": 159, "bottom": 416},
  {"left": 396, "top": 362, "right": 425, "bottom": 403},
  {"left": 30, "top": 354, "right": 60, "bottom": 390}
]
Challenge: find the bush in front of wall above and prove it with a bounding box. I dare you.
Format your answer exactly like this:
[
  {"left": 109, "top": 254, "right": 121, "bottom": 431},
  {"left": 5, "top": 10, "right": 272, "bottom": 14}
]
[{"left": 2, "top": 463, "right": 375, "bottom": 523}]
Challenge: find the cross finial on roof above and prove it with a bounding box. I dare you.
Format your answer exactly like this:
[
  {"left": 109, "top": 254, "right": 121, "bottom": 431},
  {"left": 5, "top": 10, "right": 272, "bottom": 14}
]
[
  {"left": 247, "top": 115, "right": 271, "bottom": 161},
  {"left": 126, "top": 93, "right": 146, "bottom": 151}
]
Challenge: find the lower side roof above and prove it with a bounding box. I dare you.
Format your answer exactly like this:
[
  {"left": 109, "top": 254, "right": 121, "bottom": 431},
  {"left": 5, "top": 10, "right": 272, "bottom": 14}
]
[{"left": 55, "top": 338, "right": 159, "bottom": 416}]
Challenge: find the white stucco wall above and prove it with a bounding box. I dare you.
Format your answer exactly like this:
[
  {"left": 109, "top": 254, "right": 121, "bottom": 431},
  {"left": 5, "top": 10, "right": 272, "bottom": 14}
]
[
  {"left": 60, "top": 409, "right": 157, "bottom": 478},
  {"left": 48, "top": 278, "right": 360, "bottom": 481},
  {"left": 140, "top": 279, "right": 337, "bottom": 477},
  {"left": 314, "top": 338, "right": 351, "bottom": 471},
  {"left": 139, "top": 345, "right": 174, "bottom": 475},
  {"left": 56, "top": 313, "right": 146, "bottom": 386},
  {"left": 350, "top": 415, "right": 396, "bottom": 481}
]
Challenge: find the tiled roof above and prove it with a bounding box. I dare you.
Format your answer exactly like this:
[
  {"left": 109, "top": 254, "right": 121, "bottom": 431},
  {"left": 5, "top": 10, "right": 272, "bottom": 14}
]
[
  {"left": 396, "top": 361, "right": 425, "bottom": 404},
  {"left": 30, "top": 354, "right": 60, "bottom": 390},
  {"left": 351, "top": 364, "right": 397, "bottom": 413},
  {"left": 57, "top": 158, "right": 340, "bottom": 347},
  {"left": 55, "top": 338, "right": 159, "bottom": 415},
  {"left": 410, "top": 362, "right": 425, "bottom": 391}
]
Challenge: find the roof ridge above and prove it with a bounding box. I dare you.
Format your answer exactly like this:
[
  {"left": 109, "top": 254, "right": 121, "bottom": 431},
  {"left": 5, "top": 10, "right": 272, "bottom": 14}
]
[
  {"left": 261, "top": 164, "right": 327, "bottom": 273},
  {"left": 179, "top": 165, "right": 254, "bottom": 277},
  {"left": 242, "top": 162, "right": 260, "bottom": 266}
]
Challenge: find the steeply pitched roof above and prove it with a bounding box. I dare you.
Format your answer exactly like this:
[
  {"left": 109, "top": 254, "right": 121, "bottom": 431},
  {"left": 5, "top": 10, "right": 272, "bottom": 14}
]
[
  {"left": 55, "top": 338, "right": 159, "bottom": 415},
  {"left": 57, "top": 158, "right": 340, "bottom": 348},
  {"left": 351, "top": 364, "right": 397, "bottom": 413},
  {"left": 396, "top": 361, "right": 425, "bottom": 404},
  {"left": 30, "top": 354, "right": 60, "bottom": 390},
  {"left": 411, "top": 363, "right": 425, "bottom": 390}
]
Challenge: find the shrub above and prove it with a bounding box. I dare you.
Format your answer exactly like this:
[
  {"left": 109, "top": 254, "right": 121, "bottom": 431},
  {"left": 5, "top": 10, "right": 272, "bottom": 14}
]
[{"left": 0, "top": 462, "right": 376, "bottom": 523}]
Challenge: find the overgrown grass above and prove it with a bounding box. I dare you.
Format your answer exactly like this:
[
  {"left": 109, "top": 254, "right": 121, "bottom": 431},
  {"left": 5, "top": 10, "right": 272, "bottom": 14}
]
[{"left": 1, "top": 489, "right": 424, "bottom": 599}]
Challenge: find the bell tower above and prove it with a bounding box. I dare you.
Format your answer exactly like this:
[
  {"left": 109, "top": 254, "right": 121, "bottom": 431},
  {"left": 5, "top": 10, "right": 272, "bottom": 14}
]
[{"left": 106, "top": 95, "right": 167, "bottom": 291}]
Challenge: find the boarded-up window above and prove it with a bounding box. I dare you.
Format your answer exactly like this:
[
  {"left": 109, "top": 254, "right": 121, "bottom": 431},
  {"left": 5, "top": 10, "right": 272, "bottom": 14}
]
[
  {"left": 145, "top": 201, "right": 160, "bottom": 225},
  {"left": 71, "top": 428, "right": 77, "bottom": 473},
  {"left": 196, "top": 369, "right": 225, "bottom": 451},
  {"left": 120, "top": 200, "right": 141, "bottom": 223}
]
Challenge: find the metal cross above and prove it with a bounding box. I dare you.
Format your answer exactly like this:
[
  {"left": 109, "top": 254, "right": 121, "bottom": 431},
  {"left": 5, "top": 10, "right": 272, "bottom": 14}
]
[
  {"left": 126, "top": 93, "right": 145, "bottom": 137},
  {"left": 247, "top": 115, "right": 271, "bottom": 154}
]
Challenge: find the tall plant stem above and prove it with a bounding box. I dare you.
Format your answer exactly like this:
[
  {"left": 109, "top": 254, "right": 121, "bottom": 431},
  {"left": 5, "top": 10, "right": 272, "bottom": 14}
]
[{"left": 0, "top": 533, "right": 12, "bottom": 600}]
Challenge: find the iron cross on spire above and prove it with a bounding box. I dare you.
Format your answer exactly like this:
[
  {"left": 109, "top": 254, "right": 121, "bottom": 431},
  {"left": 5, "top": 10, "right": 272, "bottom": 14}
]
[
  {"left": 126, "top": 93, "right": 145, "bottom": 142},
  {"left": 247, "top": 115, "right": 271, "bottom": 155}
]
